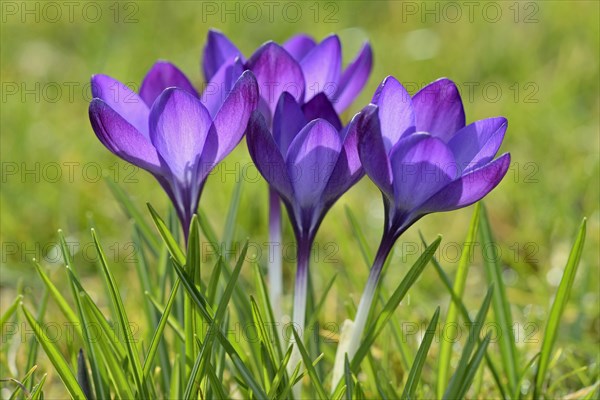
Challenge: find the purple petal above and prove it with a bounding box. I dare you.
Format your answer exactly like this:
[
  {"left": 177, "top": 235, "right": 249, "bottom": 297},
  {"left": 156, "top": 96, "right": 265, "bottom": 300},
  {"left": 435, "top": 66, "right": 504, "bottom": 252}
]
[
  {"left": 372, "top": 76, "right": 415, "bottom": 152},
  {"left": 448, "top": 117, "right": 508, "bottom": 173},
  {"left": 390, "top": 134, "right": 458, "bottom": 211},
  {"left": 300, "top": 35, "right": 342, "bottom": 103},
  {"left": 419, "top": 153, "right": 511, "bottom": 213},
  {"left": 91, "top": 74, "right": 150, "bottom": 139},
  {"left": 322, "top": 113, "right": 365, "bottom": 205},
  {"left": 89, "top": 99, "right": 161, "bottom": 174},
  {"left": 246, "top": 42, "right": 305, "bottom": 122},
  {"left": 301, "top": 93, "right": 342, "bottom": 131},
  {"left": 139, "top": 61, "right": 199, "bottom": 107},
  {"left": 283, "top": 34, "right": 317, "bottom": 61},
  {"left": 412, "top": 78, "right": 465, "bottom": 141},
  {"left": 202, "top": 29, "right": 243, "bottom": 82},
  {"left": 333, "top": 42, "right": 373, "bottom": 113},
  {"left": 286, "top": 119, "right": 342, "bottom": 209},
  {"left": 357, "top": 104, "right": 394, "bottom": 199},
  {"left": 246, "top": 111, "right": 294, "bottom": 201},
  {"left": 210, "top": 70, "right": 259, "bottom": 164},
  {"left": 201, "top": 57, "right": 245, "bottom": 118},
  {"left": 273, "top": 92, "right": 307, "bottom": 155},
  {"left": 149, "top": 88, "right": 212, "bottom": 178}
]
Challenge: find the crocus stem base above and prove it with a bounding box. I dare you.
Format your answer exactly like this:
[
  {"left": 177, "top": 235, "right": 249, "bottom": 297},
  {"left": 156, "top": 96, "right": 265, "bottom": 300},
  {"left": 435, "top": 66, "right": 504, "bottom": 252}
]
[{"left": 331, "top": 234, "right": 396, "bottom": 388}]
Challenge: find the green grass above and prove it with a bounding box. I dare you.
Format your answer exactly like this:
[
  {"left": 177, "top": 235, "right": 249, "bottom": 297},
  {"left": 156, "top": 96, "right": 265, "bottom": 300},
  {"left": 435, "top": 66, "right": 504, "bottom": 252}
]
[{"left": 1, "top": 1, "right": 598, "bottom": 398}]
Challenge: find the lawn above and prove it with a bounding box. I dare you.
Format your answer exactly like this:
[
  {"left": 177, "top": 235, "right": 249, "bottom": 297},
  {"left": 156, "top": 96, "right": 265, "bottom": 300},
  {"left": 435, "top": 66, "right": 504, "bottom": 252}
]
[{"left": 1, "top": 1, "right": 598, "bottom": 398}]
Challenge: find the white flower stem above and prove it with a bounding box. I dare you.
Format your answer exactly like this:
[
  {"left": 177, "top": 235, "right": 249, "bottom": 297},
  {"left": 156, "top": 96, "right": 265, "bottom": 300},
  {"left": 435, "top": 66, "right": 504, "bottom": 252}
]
[
  {"left": 288, "top": 237, "right": 312, "bottom": 396},
  {"left": 268, "top": 189, "right": 283, "bottom": 324},
  {"left": 331, "top": 235, "right": 395, "bottom": 389}
]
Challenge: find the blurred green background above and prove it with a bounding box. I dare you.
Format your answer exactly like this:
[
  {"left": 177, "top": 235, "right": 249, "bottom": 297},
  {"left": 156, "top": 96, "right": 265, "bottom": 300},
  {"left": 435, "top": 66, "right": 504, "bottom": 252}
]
[{"left": 1, "top": 0, "right": 598, "bottom": 397}]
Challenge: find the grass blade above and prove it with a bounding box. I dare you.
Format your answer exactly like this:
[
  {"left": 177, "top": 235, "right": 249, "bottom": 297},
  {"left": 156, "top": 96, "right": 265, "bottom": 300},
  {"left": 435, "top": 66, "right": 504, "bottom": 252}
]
[
  {"left": 143, "top": 280, "right": 183, "bottom": 378},
  {"left": 351, "top": 236, "right": 441, "bottom": 371},
  {"left": 291, "top": 327, "right": 328, "bottom": 400},
  {"left": 105, "top": 178, "right": 160, "bottom": 252},
  {"left": 436, "top": 204, "right": 480, "bottom": 397},
  {"left": 253, "top": 262, "right": 284, "bottom": 361},
  {"left": 422, "top": 233, "right": 507, "bottom": 399},
  {"left": 479, "top": 203, "right": 519, "bottom": 391},
  {"left": 171, "top": 246, "right": 268, "bottom": 399},
  {"left": 32, "top": 261, "right": 82, "bottom": 338},
  {"left": 455, "top": 333, "right": 493, "bottom": 399},
  {"left": 534, "top": 218, "right": 587, "bottom": 397},
  {"left": 267, "top": 346, "right": 294, "bottom": 399},
  {"left": 402, "top": 307, "right": 440, "bottom": 399},
  {"left": 1, "top": 295, "right": 22, "bottom": 326},
  {"left": 147, "top": 203, "right": 186, "bottom": 265},
  {"left": 79, "top": 293, "right": 135, "bottom": 399},
  {"left": 20, "top": 304, "right": 87, "bottom": 399},
  {"left": 92, "top": 228, "right": 147, "bottom": 398},
  {"left": 443, "top": 285, "right": 494, "bottom": 399}
]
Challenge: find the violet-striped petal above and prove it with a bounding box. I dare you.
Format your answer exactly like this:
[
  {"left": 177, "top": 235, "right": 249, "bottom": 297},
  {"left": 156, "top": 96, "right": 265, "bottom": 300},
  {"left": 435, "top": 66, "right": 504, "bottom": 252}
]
[
  {"left": 283, "top": 34, "right": 317, "bottom": 61},
  {"left": 448, "top": 117, "right": 508, "bottom": 173},
  {"left": 286, "top": 119, "right": 342, "bottom": 209},
  {"left": 412, "top": 78, "right": 465, "bottom": 141},
  {"left": 333, "top": 42, "right": 373, "bottom": 113},
  {"left": 246, "top": 42, "right": 305, "bottom": 120},
  {"left": 390, "top": 134, "right": 457, "bottom": 210},
  {"left": 89, "top": 98, "right": 162, "bottom": 174},
  {"left": 372, "top": 76, "right": 415, "bottom": 151},
  {"left": 202, "top": 29, "right": 243, "bottom": 82},
  {"left": 419, "top": 153, "right": 511, "bottom": 213},
  {"left": 273, "top": 92, "right": 307, "bottom": 155},
  {"left": 322, "top": 114, "right": 365, "bottom": 205},
  {"left": 139, "top": 61, "right": 199, "bottom": 107},
  {"left": 247, "top": 111, "right": 294, "bottom": 201},
  {"left": 301, "top": 93, "right": 342, "bottom": 131},
  {"left": 357, "top": 104, "right": 393, "bottom": 198},
  {"left": 201, "top": 57, "right": 245, "bottom": 118},
  {"left": 149, "top": 88, "right": 211, "bottom": 178},
  {"left": 300, "top": 35, "right": 342, "bottom": 102},
  {"left": 91, "top": 74, "right": 150, "bottom": 139},
  {"left": 209, "top": 70, "right": 259, "bottom": 164}
]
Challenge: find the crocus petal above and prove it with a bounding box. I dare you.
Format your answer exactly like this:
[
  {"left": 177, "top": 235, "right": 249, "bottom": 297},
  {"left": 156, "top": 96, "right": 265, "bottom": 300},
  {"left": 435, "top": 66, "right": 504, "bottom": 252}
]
[
  {"left": 89, "top": 98, "right": 161, "bottom": 174},
  {"left": 333, "top": 42, "right": 373, "bottom": 113},
  {"left": 202, "top": 29, "right": 243, "bottom": 82},
  {"left": 210, "top": 70, "right": 259, "bottom": 164},
  {"left": 419, "top": 153, "right": 511, "bottom": 213},
  {"left": 139, "top": 61, "right": 199, "bottom": 107},
  {"left": 412, "top": 78, "right": 465, "bottom": 141},
  {"left": 390, "top": 134, "right": 457, "bottom": 211},
  {"left": 301, "top": 93, "right": 342, "bottom": 131},
  {"left": 372, "top": 76, "right": 415, "bottom": 152},
  {"left": 201, "top": 57, "right": 245, "bottom": 118},
  {"left": 448, "top": 117, "right": 508, "bottom": 173},
  {"left": 149, "top": 88, "right": 212, "bottom": 178},
  {"left": 286, "top": 119, "right": 342, "bottom": 209},
  {"left": 357, "top": 104, "right": 394, "bottom": 199},
  {"left": 300, "top": 35, "right": 342, "bottom": 103},
  {"left": 273, "top": 92, "right": 307, "bottom": 156},
  {"left": 322, "top": 113, "right": 365, "bottom": 206},
  {"left": 283, "top": 34, "right": 317, "bottom": 61},
  {"left": 246, "top": 42, "right": 305, "bottom": 121},
  {"left": 91, "top": 74, "right": 150, "bottom": 138},
  {"left": 247, "top": 110, "right": 294, "bottom": 201}
]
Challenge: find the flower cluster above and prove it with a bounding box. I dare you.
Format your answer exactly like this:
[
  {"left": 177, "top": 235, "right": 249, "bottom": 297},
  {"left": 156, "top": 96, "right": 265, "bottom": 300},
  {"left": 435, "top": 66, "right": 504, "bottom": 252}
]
[{"left": 88, "top": 29, "right": 510, "bottom": 384}]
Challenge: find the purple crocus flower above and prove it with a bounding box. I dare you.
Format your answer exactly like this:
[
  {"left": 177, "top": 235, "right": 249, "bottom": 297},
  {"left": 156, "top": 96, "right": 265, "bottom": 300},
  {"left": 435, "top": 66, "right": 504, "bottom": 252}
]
[
  {"left": 203, "top": 29, "right": 373, "bottom": 320},
  {"left": 246, "top": 92, "right": 368, "bottom": 330},
  {"left": 203, "top": 29, "right": 373, "bottom": 117},
  {"left": 336, "top": 76, "right": 511, "bottom": 373},
  {"left": 88, "top": 61, "right": 258, "bottom": 239}
]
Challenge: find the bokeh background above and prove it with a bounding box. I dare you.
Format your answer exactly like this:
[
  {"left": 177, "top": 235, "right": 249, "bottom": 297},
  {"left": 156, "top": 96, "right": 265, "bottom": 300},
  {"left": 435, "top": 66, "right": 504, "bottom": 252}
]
[{"left": 1, "top": 0, "right": 599, "bottom": 397}]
